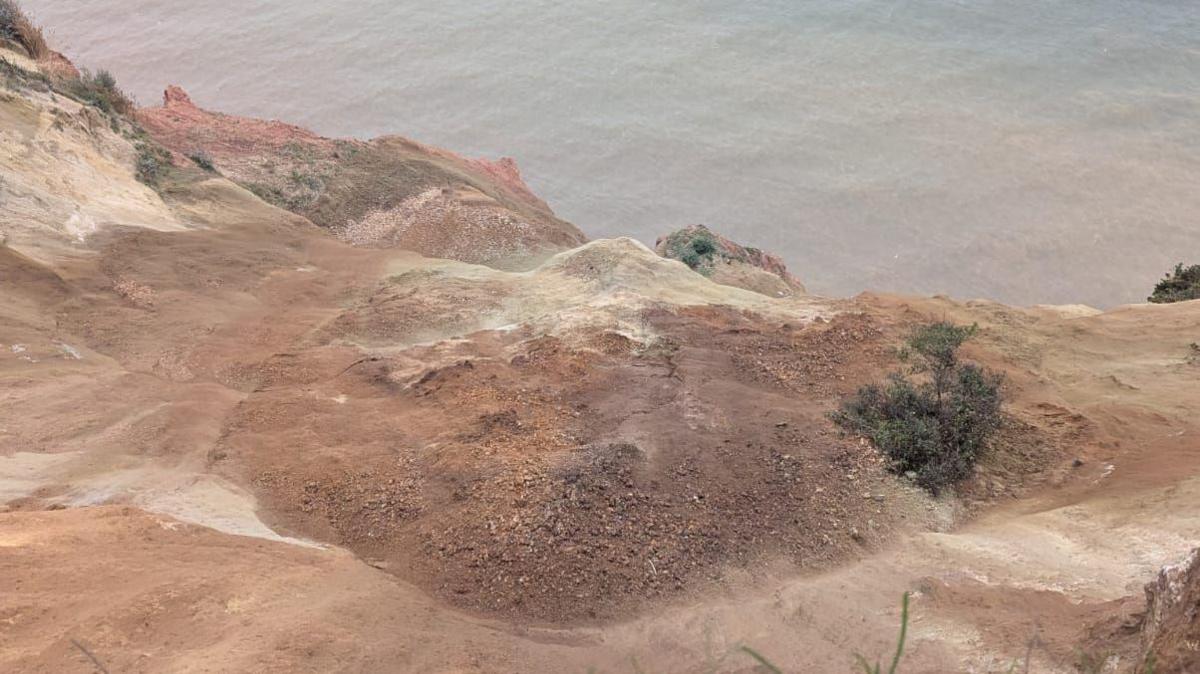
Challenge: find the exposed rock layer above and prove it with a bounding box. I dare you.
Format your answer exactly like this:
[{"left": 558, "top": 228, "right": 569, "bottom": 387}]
[
  {"left": 1139, "top": 548, "right": 1200, "bottom": 674},
  {"left": 136, "top": 85, "right": 586, "bottom": 267}
]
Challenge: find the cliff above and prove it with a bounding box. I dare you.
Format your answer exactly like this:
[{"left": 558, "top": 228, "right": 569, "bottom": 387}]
[
  {"left": 2, "top": 13, "right": 1200, "bottom": 673},
  {"left": 136, "top": 84, "right": 586, "bottom": 268}
]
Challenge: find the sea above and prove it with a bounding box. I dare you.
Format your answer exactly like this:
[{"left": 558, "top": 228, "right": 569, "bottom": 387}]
[{"left": 24, "top": 0, "right": 1200, "bottom": 307}]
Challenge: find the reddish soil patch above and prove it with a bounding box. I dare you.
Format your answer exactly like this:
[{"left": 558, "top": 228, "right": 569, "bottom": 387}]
[{"left": 217, "top": 300, "right": 935, "bottom": 622}]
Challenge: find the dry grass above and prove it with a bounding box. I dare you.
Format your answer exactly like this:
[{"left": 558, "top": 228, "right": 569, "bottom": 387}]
[{"left": 0, "top": 1, "right": 49, "bottom": 60}]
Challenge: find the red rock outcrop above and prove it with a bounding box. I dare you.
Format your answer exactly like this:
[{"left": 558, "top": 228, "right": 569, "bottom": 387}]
[{"left": 137, "top": 86, "right": 585, "bottom": 267}]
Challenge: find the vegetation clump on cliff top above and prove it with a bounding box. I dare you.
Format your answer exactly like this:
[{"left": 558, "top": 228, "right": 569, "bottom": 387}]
[
  {"left": 1148, "top": 263, "right": 1200, "bottom": 304},
  {"left": 63, "top": 68, "right": 135, "bottom": 116},
  {"left": 0, "top": 0, "right": 47, "bottom": 60},
  {"left": 0, "top": 7, "right": 133, "bottom": 120},
  {"left": 658, "top": 225, "right": 727, "bottom": 273},
  {"left": 834, "top": 322, "right": 1003, "bottom": 494}
]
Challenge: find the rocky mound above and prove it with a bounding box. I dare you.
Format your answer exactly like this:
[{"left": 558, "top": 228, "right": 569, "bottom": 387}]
[
  {"left": 655, "top": 224, "right": 806, "bottom": 297},
  {"left": 1136, "top": 548, "right": 1200, "bottom": 674},
  {"left": 136, "top": 86, "right": 586, "bottom": 267},
  {"left": 199, "top": 238, "right": 928, "bottom": 621}
]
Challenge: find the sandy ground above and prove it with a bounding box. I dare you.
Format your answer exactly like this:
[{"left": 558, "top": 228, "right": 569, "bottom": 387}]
[{"left": 4, "top": 295, "right": 1198, "bottom": 673}]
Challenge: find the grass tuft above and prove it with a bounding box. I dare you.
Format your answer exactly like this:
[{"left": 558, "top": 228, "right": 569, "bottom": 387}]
[
  {"left": 0, "top": 0, "right": 48, "bottom": 60},
  {"left": 740, "top": 646, "right": 784, "bottom": 673},
  {"left": 853, "top": 593, "right": 910, "bottom": 674}
]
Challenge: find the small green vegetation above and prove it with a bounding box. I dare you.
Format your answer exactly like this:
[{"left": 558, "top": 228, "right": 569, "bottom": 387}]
[
  {"left": 1149, "top": 263, "right": 1200, "bottom": 304},
  {"left": 738, "top": 593, "right": 911, "bottom": 674},
  {"left": 853, "top": 592, "right": 909, "bottom": 674},
  {"left": 134, "top": 142, "right": 171, "bottom": 187},
  {"left": 245, "top": 182, "right": 284, "bottom": 204},
  {"left": 288, "top": 169, "right": 323, "bottom": 192},
  {"left": 63, "top": 68, "right": 134, "bottom": 116},
  {"left": 833, "top": 322, "right": 1003, "bottom": 494},
  {"left": 598, "top": 588, "right": 1156, "bottom": 673},
  {"left": 689, "top": 233, "right": 716, "bottom": 257},
  {"left": 662, "top": 226, "right": 725, "bottom": 273},
  {"left": 243, "top": 180, "right": 318, "bottom": 211},
  {"left": 188, "top": 150, "right": 216, "bottom": 172}
]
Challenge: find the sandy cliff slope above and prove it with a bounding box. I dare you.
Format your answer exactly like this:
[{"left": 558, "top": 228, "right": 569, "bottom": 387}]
[{"left": 2, "top": 35, "right": 1200, "bottom": 674}]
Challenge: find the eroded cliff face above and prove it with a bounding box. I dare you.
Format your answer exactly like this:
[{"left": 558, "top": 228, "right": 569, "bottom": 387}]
[
  {"left": 3, "top": 24, "right": 1200, "bottom": 674},
  {"left": 136, "top": 84, "right": 586, "bottom": 268}
]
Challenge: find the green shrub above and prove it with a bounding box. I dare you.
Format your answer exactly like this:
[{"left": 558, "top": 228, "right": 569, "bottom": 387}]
[
  {"left": 834, "top": 322, "right": 1003, "bottom": 493},
  {"left": 661, "top": 227, "right": 726, "bottom": 273},
  {"left": 134, "top": 142, "right": 170, "bottom": 187},
  {"left": 1148, "top": 263, "right": 1200, "bottom": 304},
  {"left": 288, "top": 169, "right": 323, "bottom": 192},
  {"left": 244, "top": 182, "right": 287, "bottom": 206},
  {"left": 64, "top": 68, "right": 134, "bottom": 116},
  {"left": 677, "top": 233, "right": 719, "bottom": 271},
  {"left": 689, "top": 234, "right": 717, "bottom": 257},
  {"left": 740, "top": 593, "right": 911, "bottom": 674},
  {"left": 188, "top": 150, "right": 216, "bottom": 172}
]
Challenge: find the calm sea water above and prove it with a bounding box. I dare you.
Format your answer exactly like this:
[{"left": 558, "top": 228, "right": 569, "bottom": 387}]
[{"left": 25, "top": 1, "right": 1200, "bottom": 306}]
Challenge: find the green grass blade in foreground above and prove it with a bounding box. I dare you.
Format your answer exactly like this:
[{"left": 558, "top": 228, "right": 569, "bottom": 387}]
[
  {"left": 853, "top": 653, "right": 880, "bottom": 674},
  {"left": 739, "top": 646, "right": 784, "bottom": 673},
  {"left": 887, "top": 593, "right": 910, "bottom": 674},
  {"left": 853, "top": 592, "right": 910, "bottom": 674}
]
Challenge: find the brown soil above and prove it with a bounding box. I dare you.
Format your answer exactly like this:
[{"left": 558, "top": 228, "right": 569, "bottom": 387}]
[{"left": 227, "top": 305, "right": 931, "bottom": 622}]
